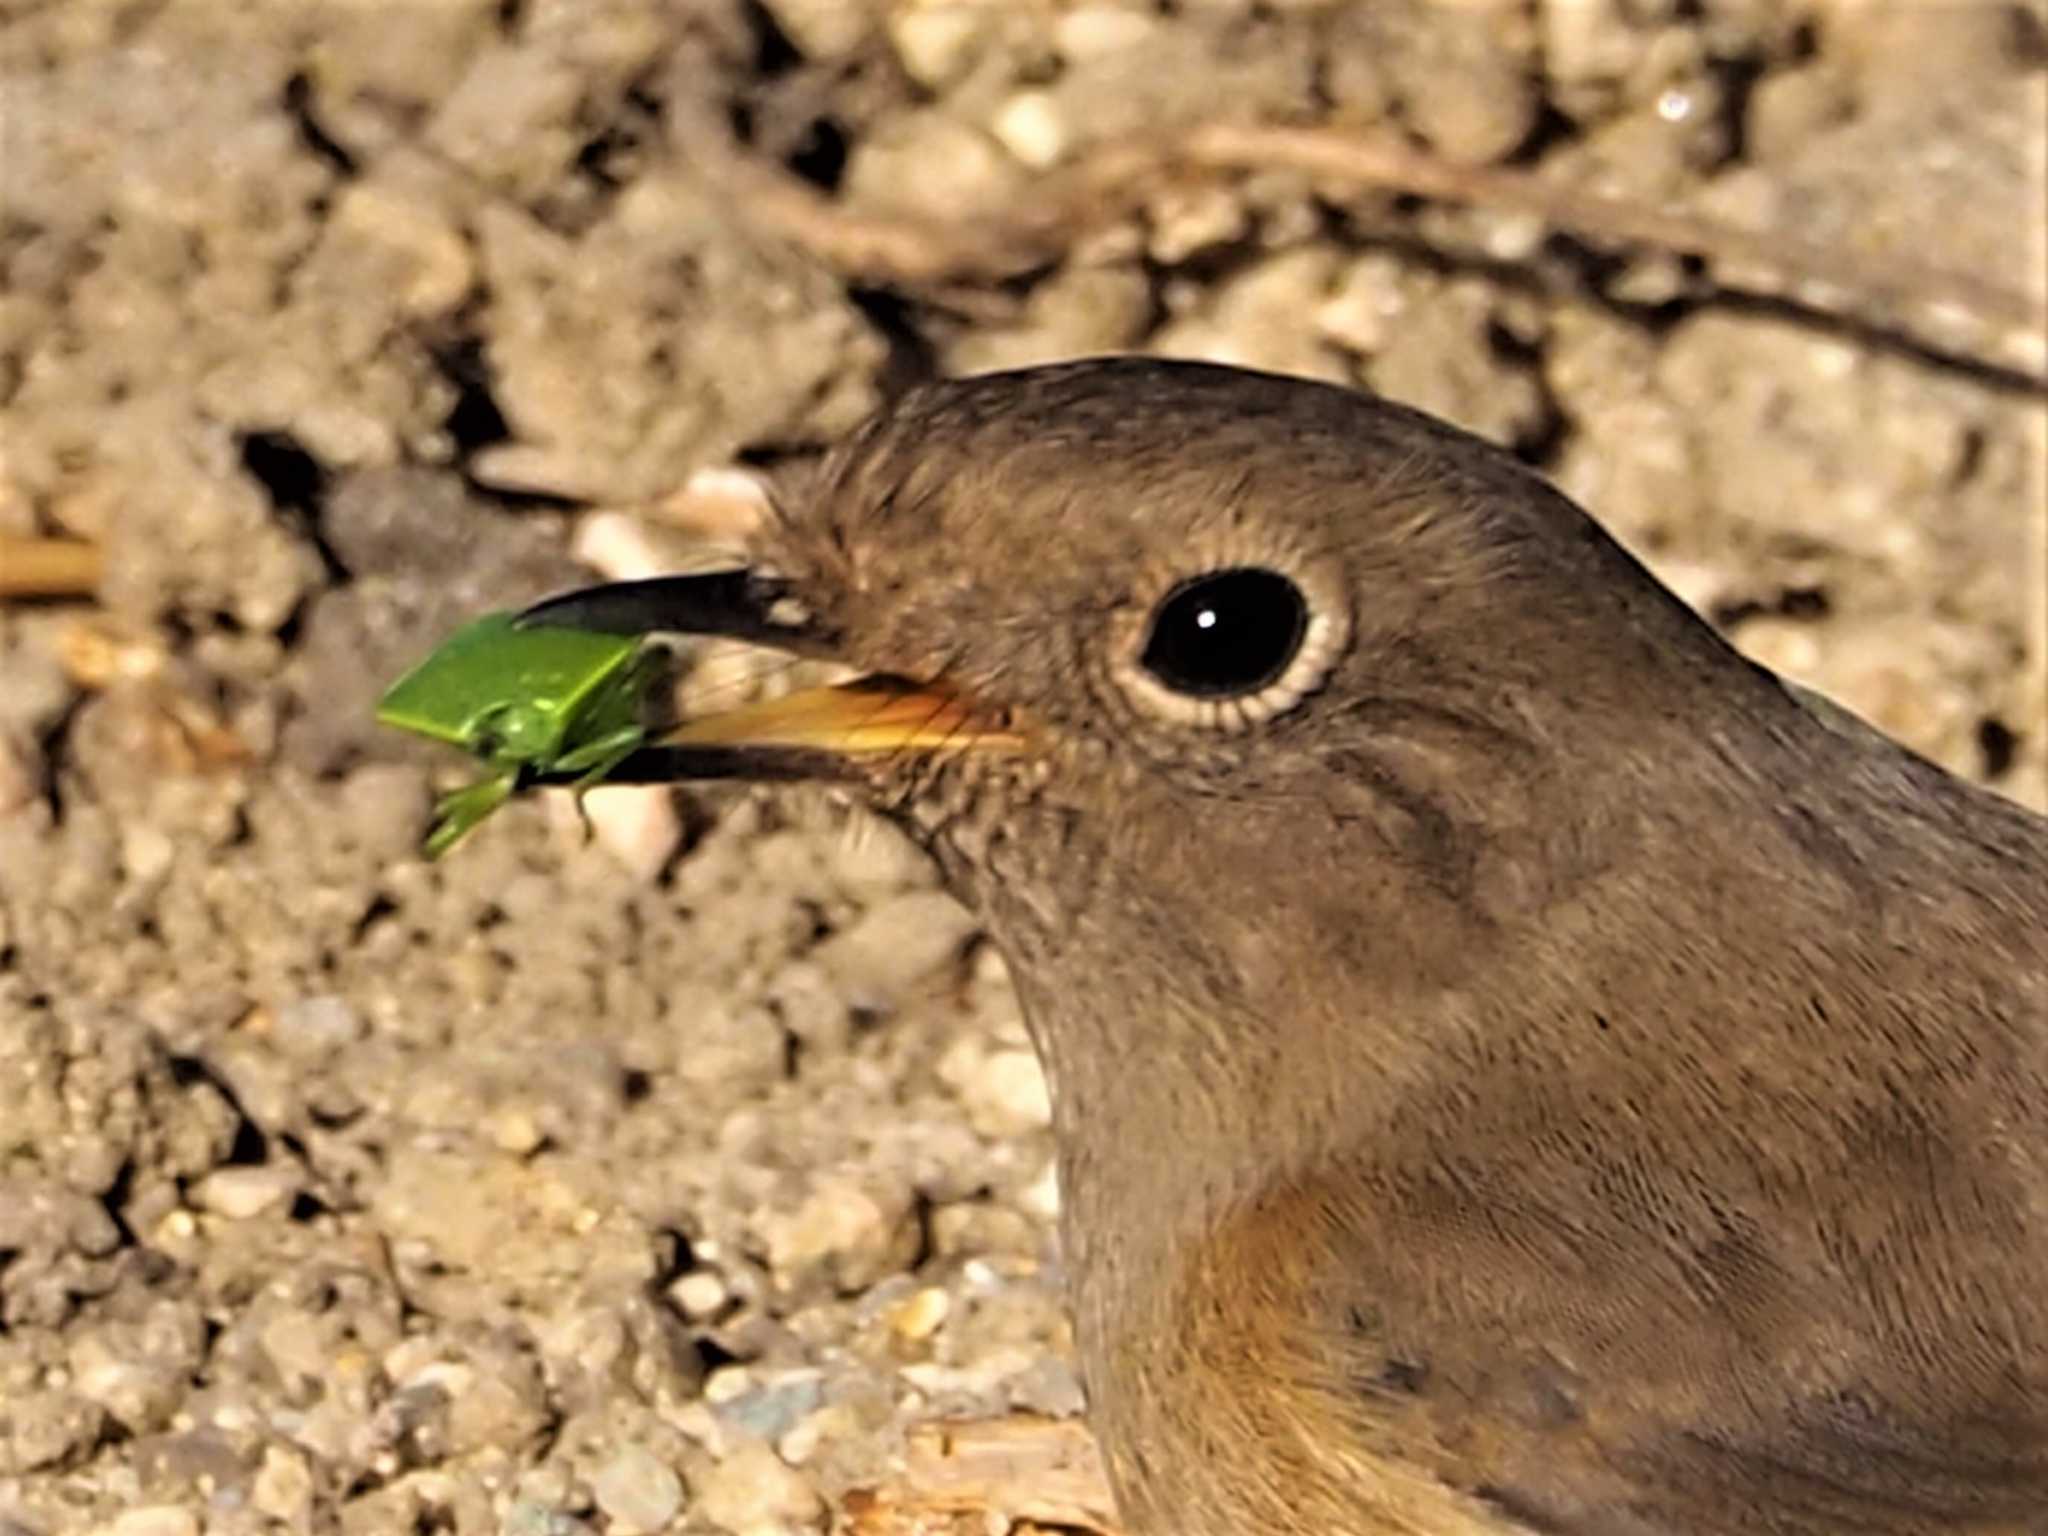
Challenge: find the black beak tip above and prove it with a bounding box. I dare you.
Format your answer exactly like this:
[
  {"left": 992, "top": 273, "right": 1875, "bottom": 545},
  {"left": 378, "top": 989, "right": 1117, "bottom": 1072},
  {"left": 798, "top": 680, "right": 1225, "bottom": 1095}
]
[{"left": 516, "top": 578, "right": 692, "bottom": 635}]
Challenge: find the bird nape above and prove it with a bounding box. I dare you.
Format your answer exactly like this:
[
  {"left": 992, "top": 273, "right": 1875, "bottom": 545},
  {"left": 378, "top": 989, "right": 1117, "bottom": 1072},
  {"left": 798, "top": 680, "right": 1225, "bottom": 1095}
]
[{"left": 522, "top": 358, "right": 2048, "bottom": 1535}]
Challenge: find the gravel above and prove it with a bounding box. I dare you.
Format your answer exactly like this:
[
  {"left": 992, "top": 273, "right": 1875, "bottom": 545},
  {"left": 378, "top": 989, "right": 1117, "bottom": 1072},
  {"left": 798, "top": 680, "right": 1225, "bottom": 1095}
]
[{"left": 1, "top": 1, "right": 2040, "bottom": 1531}]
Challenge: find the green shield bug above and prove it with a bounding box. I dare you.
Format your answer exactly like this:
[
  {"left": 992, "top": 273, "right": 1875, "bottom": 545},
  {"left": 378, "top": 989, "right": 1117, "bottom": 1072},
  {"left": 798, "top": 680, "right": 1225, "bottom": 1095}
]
[{"left": 375, "top": 611, "right": 659, "bottom": 857}]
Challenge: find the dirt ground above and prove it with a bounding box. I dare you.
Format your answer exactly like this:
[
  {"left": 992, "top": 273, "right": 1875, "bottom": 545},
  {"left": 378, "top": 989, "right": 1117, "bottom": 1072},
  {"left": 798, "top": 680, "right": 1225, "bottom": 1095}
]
[{"left": 1, "top": 2, "right": 2043, "bottom": 1533}]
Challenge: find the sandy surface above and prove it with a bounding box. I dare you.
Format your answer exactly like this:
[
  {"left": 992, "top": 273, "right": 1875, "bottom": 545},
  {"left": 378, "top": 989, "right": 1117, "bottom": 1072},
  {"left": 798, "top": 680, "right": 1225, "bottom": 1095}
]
[{"left": 2, "top": 3, "right": 2043, "bottom": 1533}]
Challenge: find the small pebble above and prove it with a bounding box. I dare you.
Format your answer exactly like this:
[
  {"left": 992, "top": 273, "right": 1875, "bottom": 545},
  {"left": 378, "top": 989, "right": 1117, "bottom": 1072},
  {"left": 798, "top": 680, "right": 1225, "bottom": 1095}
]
[
  {"left": 816, "top": 891, "right": 977, "bottom": 1008},
  {"left": 778, "top": 1401, "right": 864, "bottom": 1467},
  {"left": 1055, "top": 5, "right": 1156, "bottom": 59},
  {"left": 192, "top": 1165, "right": 301, "bottom": 1220},
  {"left": 551, "top": 784, "right": 683, "bottom": 882},
  {"left": 885, "top": 1286, "right": 951, "bottom": 1343},
  {"left": 1146, "top": 184, "right": 1250, "bottom": 266},
  {"left": 888, "top": 6, "right": 987, "bottom": 88},
  {"left": 119, "top": 822, "right": 176, "bottom": 883},
  {"left": 648, "top": 466, "right": 778, "bottom": 544},
  {"left": 108, "top": 1510, "right": 200, "bottom": 1536},
  {"left": 1314, "top": 255, "right": 1409, "bottom": 357},
  {"left": 252, "top": 1444, "right": 316, "bottom": 1523},
  {"left": 990, "top": 90, "right": 1067, "bottom": 169},
  {"left": 757, "top": 0, "right": 868, "bottom": 58},
  {"left": 759, "top": 1177, "right": 920, "bottom": 1294},
  {"left": 591, "top": 1445, "right": 685, "bottom": 1535},
  {"left": 1019, "top": 1158, "right": 1062, "bottom": 1221},
  {"left": 671, "top": 1270, "right": 730, "bottom": 1320},
  {"left": 571, "top": 508, "right": 675, "bottom": 583},
  {"left": 486, "top": 1103, "right": 548, "bottom": 1156},
  {"left": 0, "top": 1390, "right": 103, "bottom": 1474},
  {"left": 502, "top": 1504, "right": 597, "bottom": 1536},
  {"left": 711, "top": 1370, "right": 825, "bottom": 1445},
  {"left": 68, "top": 1337, "right": 184, "bottom": 1434},
  {"left": 693, "top": 1441, "right": 823, "bottom": 1532},
  {"left": 273, "top": 995, "right": 366, "bottom": 1056},
  {"left": 963, "top": 1048, "right": 1052, "bottom": 1139}
]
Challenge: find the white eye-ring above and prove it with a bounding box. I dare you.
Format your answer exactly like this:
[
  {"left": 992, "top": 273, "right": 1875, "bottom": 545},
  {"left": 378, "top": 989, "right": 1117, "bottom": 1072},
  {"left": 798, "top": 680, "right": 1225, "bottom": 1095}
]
[{"left": 1112, "top": 560, "right": 1350, "bottom": 731}]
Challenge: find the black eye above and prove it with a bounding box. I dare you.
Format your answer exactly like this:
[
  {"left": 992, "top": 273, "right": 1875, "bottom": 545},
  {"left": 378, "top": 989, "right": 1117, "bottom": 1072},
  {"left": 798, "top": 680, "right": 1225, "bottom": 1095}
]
[{"left": 1139, "top": 567, "right": 1309, "bottom": 699}]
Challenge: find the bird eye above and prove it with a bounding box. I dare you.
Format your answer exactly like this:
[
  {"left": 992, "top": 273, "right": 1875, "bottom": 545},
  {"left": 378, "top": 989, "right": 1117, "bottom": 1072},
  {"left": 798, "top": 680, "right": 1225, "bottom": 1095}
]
[
  {"left": 1141, "top": 569, "right": 1307, "bottom": 697},
  {"left": 1117, "top": 564, "right": 1346, "bottom": 731}
]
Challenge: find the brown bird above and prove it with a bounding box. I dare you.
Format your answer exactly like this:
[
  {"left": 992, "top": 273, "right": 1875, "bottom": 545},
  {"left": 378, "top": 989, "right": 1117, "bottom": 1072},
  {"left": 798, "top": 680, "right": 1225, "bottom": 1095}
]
[{"left": 523, "top": 358, "right": 2048, "bottom": 1534}]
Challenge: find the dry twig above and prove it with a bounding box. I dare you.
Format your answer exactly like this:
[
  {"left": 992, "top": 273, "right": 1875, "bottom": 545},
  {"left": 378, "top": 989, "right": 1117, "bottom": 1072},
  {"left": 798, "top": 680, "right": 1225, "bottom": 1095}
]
[
  {"left": 1182, "top": 123, "right": 2045, "bottom": 381},
  {"left": 715, "top": 121, "right": 2046, "bottom": 385},
  {"left": 0, "top": 534, "right": 103, "bottom": 600},
  {"left": 842, "top": 1416, "right": 1121, "bottom": 1534}
]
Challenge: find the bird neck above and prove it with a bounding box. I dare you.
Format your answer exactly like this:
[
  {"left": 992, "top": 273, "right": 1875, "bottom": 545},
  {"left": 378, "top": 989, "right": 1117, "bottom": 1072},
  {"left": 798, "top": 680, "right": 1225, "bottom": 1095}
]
[{"left": 1000, "top": 917, "right": 1423, "bottom": 1300}]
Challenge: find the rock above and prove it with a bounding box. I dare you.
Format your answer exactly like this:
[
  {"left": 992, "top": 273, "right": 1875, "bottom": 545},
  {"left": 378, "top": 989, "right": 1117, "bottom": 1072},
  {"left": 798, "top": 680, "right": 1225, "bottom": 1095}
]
[
  {"left": 128, "top": 1427, "right": 254, "bottom": 1500},
  {"left": 1370, "top": 2, "right": 1537, "bottom": 164},
  {"left": 708, "top": 1369, "right": 824, "bottom": 1446},
  {"left": 940, "top": 1036, "right": 1054, "bottom": 1141},
  {"left": 1144, "top": 184, "right": 1250, "bottom": 267},
  {"left": 565, "top": 508, "right": 665, "bottom": 585},
  {"left": 670, "top": 1270, "right": 730, "bottom": 1321},
  {"left": 962, "top": 1048, "right": 1052, "bottom": 1140},
  {"left": 555, "top": 784, "right": 683, "bottom": 884},
  {"left": 814, "top": 892, "right": 977, "bottom": 1012},
  {"left": 502, "top": 1500, "right": 598, "bottom": 1536},
  {"left": 192, "top": 1164, "right": 302, "bottom": 1220},
  {"left": 485, "top": 1103, "right": 549, "bottom": 1157},
  {"left": 887, "top": 6, "right": 992, "bottom": 90},
  {"left": 843, "top": 111, "right": 1027, "bottom": 224},
  {"left": 107, "top": 1510, "right": 200, "bottom": 1536},
  {"left": 272, "top": 994, "right": 367, "bottom": 1057},
  {"left": 1314, "top": 253, "right": 1410, "bottom": 358},
  {"left": 382, "top": 1336, "right": 550, "bottom": 1459},
  {"left": 324, "top": 178, "right": 475, "bottom": 322},
  {"left": 1055, "top": 6, "right": 1158, "bottom": 60},
  {"left": 1018, "top": 1159, "right": 1062, "bottom": 1222},
  {"left": 67, "top": 1331, "right": 189, "bottom": 1436},
  {"left": 1365, "top": 274, "right": 1546, "bottom": 449},
  {"left": 945, "top": 266, "right": 1154, "bottom": 376},
  {"left": 693, "top": 1440, "right": 824, "bottom": 1532},
  {"left": 764, "top": 960, "right": 853, "bottom": 1057},
  {"left": 534, "top": 1289, "right": 702, "bottom": 1410},
  {"left": 670, "top": 996, "right": 789, "bottom": 1099},
  {"left": 758, "top": 1176, "right": 922, "bottom": 1297},
  {"left": 0, "top": 1390, "right": 104, "bottom": 1475},
  {"left": 759, "top": 0, "right": 871, "bottom": 59},
  {"left": 251, "top": 1444, "right": 316, "bottom": 1524},
  {"left": 590, "top": 1444, "right": 685, "bottom": 1535},
  {"left": 989, "top": 90, "right": 1067, "bottom": 168},
  {"left": 370, "top": 1145, "right": 664, "bottom": 1298},
  {"left": 883, "top": 1286, "right": 950, "bottom": 1344},
  {"left": 1156, "top": 248, "right": 1349, "bottom": 384}
]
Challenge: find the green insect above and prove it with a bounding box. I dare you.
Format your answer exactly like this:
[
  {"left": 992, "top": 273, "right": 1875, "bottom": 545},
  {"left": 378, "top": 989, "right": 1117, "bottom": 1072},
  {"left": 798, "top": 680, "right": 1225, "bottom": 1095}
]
[{"left": 375, "top": 611, "right": 659, "bottom": 858}]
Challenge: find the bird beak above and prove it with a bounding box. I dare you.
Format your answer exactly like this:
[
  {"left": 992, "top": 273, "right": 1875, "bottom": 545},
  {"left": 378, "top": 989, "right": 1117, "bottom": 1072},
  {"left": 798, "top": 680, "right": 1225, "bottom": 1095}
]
[{"left": 515, "top": 573, "right": 1025, "bottom": 785}]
